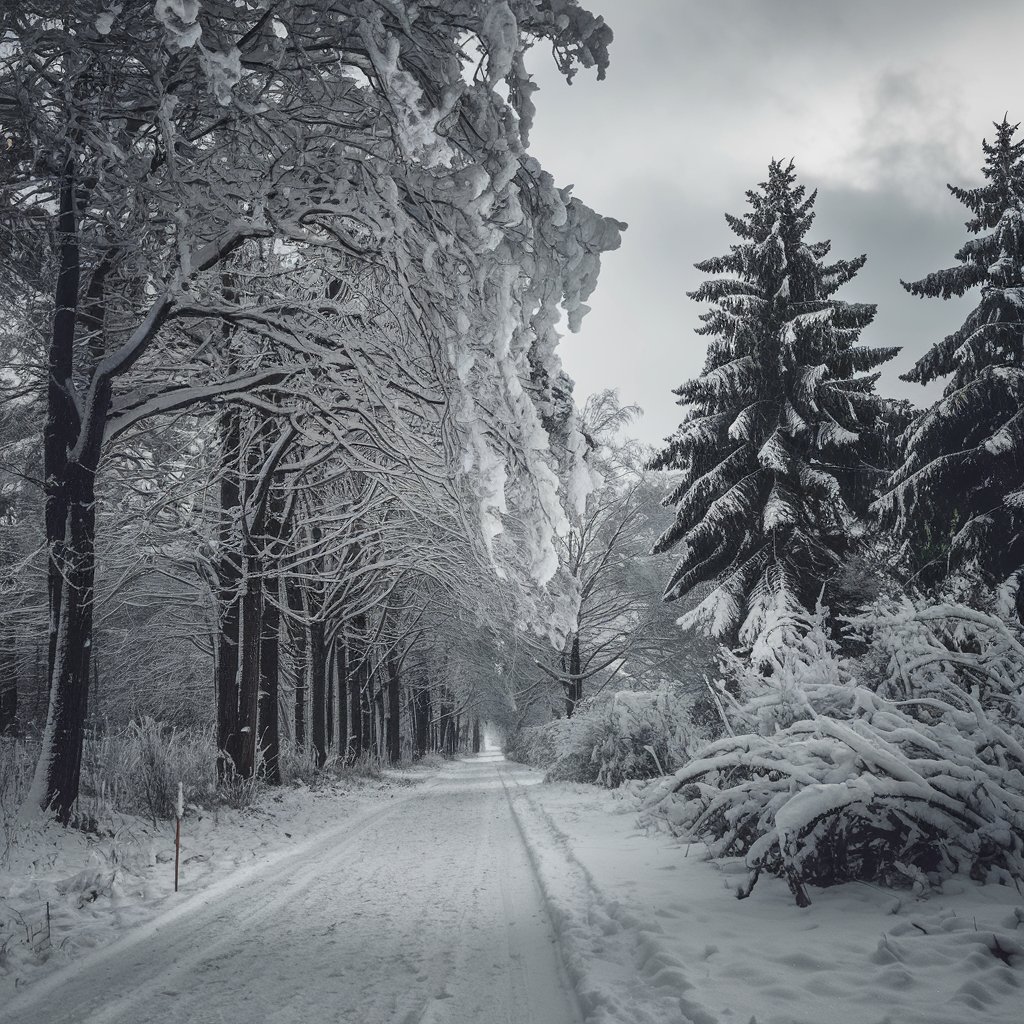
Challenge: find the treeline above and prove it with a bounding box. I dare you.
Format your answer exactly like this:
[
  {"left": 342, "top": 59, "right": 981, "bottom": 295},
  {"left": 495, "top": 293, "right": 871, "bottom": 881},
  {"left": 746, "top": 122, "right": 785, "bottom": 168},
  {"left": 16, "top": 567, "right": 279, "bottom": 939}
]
[
  {"left": 0, "top": 1, "right": 622, "bottom": 821},
  {"left": 637, "top": 124, "right": 1024, "bottom": 901}
]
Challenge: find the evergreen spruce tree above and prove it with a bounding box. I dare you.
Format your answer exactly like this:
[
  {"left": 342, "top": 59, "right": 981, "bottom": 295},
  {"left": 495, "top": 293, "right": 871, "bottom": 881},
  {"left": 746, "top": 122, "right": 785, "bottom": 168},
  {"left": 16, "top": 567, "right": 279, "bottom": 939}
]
[
  {"left": 878, "top": 119, "right": 1024, "bottom": 606},
  {"left": 651, "top": 161, "right": 902, "bottom": 657}
]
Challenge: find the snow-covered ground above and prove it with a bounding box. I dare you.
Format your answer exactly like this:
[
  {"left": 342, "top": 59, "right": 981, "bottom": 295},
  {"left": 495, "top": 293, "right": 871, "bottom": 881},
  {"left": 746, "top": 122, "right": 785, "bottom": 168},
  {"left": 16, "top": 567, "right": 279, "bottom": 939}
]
[
  {"left": 3, "top": 757, "right": 580, "bottom": 1024},
  {"left": 522, "top": 778, "right": 1024, "bottom": 1024},
  {"left": 3, "top": 756, "right": 1022, "bottom": 1023},
  {"left": 0, "top": 770, "right": 420, "bottom": 1003}
]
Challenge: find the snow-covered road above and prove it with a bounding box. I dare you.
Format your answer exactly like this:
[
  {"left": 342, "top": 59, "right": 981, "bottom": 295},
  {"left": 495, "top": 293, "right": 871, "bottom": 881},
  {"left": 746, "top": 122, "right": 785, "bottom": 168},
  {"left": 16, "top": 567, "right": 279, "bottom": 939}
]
[{"left": 4, "top": 755, "right": 583, "bottom": 1024}]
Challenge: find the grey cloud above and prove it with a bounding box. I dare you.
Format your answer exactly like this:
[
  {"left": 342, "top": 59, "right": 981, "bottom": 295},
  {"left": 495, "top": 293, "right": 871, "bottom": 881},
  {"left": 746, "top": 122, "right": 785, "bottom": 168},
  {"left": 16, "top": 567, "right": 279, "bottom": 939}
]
[{"left": 524, "top": 0, "right": 1021, "bottom": 444}]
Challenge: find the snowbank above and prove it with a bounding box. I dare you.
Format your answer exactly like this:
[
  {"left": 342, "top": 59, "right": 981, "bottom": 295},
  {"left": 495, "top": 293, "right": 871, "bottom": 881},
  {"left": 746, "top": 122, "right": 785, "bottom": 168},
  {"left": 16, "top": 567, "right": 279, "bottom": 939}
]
[{"left": 525, "top": 779, "right": 1024, "bottom": 1024}]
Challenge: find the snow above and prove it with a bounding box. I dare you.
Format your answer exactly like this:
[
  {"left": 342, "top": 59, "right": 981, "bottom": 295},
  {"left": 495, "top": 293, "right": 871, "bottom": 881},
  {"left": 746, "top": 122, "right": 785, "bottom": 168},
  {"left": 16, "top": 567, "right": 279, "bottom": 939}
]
[
  {"left": 198, "top": 45, "right": 242, "bottom": 107},
  {"left": 94, "top": 5, "right": 121, "bottom": 35},
  {"left": 528, "top": 780, "right": 1024, "bottom": 1024},
  {"left": 2, "top": 774, "right": 403, "bottom": 1003},
  {"left": 2, "top": 759, "right": 581, "bottom": 1024},
  {"left": 6, "top": 756, "right": 1021, "bottom": 1023},
  {"left": 482, "top": 2, "right": 519, "bottom": 84},
  {"left": 153, "top": 0, "right": 202, "bottom": 50},
  {"left": 359, "top": 29, "right": 458, "bottom": 170}
]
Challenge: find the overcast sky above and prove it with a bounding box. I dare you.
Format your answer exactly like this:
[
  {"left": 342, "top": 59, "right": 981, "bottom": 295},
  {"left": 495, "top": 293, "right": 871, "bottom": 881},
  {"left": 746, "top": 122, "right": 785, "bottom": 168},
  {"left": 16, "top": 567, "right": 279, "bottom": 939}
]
[{"left": 526, "top": 0, "right": 1021, "bottom": 447}]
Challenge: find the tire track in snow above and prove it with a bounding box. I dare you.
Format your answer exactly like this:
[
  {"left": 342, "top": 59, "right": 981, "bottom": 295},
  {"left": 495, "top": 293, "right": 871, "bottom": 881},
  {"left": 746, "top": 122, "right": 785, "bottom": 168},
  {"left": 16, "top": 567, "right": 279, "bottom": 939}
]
[
  {"left": 404, "top": 756, "right": 582, "bottom": 1024},
  {"left": 2, "top": 780, "right": 436, "bottom": 1024},
  {"left": 499, "top": 764, "right": 717, "bottom": 1024},
  {"left": 7, "top": 758, "right": 583, "bottom": 1024}
]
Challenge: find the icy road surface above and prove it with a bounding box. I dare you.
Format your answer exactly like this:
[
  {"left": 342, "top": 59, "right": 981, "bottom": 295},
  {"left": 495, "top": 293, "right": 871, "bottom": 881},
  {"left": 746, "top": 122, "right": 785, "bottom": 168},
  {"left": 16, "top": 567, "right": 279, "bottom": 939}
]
[{"left": 4, "top": 755, "right": 584, "bottom": 1024}]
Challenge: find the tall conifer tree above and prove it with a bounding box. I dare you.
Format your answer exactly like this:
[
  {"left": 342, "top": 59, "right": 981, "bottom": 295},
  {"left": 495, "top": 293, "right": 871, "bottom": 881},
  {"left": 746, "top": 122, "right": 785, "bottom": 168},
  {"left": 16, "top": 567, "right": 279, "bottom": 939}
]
[
  {"left": 878, "top": 120, "right": 1024, "bottom": 604},
  {"left": 652, "top": 161, "right": 901, "bottom": 655}
]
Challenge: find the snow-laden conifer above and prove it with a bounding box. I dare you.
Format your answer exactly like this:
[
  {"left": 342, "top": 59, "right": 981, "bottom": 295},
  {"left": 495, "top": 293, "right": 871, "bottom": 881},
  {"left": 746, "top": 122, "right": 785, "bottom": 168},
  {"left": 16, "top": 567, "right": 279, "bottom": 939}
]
[
  {"left": 651, "top": 161, "right": 902, "bottom": 654},
  {"left": 877, "top": 120, "right": 1024, "bottom": 604}
]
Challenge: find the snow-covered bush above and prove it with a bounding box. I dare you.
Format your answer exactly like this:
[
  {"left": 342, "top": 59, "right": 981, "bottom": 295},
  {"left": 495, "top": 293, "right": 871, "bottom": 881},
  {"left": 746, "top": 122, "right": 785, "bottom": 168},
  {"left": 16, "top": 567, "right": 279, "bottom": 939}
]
[
  {"left": 80, "top": 720, "right": 219, "bottom": 821},
  {"left": 588, "top": 689, "right": 705, "bottom": 787},
  {"left": 504, "top": 717, "right": 566, "bottom": 773},
  {"left": 507, "top": 686, "right": 706, "bottom": 787},
  {"left": 278, "top": 740, "right": 326, "bottom": 789},
  {"left": 413, "top": 751, "right": 447, "bottom": 770},
  {"left": 643, "top": 601, "right": 1024, "bottom": 905},
  {"left": 0, "top": 735, "right": 37, "bottom": 866}
]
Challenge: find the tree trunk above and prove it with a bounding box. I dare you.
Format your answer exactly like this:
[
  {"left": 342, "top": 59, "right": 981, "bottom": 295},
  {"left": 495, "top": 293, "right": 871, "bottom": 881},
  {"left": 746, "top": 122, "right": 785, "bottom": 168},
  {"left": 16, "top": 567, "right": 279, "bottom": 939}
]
[
  {"left": 215, "top": 405, "right": 243, "bottom": 777},
  {"left": 349, "top": 640, "right": 363, "bottom": 759},
  {"left": 413, "top": 685, "right": 430, "bottom": 758},
  {"left": 228, "top": 558, "right": 263, "bottom": 779},
  {"left": 336, "top": 639, "right": 348, "bottom": 762},
  {"left": 439, "top": 702, "right": 454, "bottom": 755},
  {"left": 259, "top": 575, "right": 281, "bottom": 785},
  {"left": 325, "top": 643, "right": 335, "bottom": 754},
  {"left": 34, "top": 170, "right": 100, "bottom": 820},
  {"left": 310, "top": 619, "right": 327, "bottom": 767},
  {"left": 472, "top": 718, "right": 481, "bottom": 754},
  {"left": 32, "top": 642, "right": 43, "bottom": 721},
  {"left": 361, "top": 657, "right": 373, "bottom": 758},
  {"left": 374, "top": 685, "right": 385, "bottom": 760},
  {"left": 386, "top": 655, "right": 401, "bottom": 764},
  {"left": 285, "top": 579, "right": 308, "bottom": 748},
  {"left": 0, "top": 629, "right": 18, "bottom": 736}
]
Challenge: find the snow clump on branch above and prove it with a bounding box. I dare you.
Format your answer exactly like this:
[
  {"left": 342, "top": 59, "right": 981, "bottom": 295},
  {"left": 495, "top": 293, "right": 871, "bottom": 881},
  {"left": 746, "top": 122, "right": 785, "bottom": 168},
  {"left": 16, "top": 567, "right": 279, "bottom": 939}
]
[{"left": 153, "top": 0, "right": 201, "bottom": 49}]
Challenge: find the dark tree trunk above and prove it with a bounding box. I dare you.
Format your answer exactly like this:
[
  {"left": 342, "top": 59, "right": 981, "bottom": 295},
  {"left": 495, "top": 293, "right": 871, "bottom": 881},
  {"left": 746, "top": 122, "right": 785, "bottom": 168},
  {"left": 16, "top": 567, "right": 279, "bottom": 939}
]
[
  {"left": 439, "top": 703, "right": 454, "bottom": 755},
  {"left": 90, "top": 650, "right": 100, "bottom": 724},
  {"left": 259, "top": 576, "right": 281, "bottom": 785},
  {"left": 285, "top": 579, "right": 308, "bottom": 748},
  {"left": 37, "top": 169, "right": 106, "bottom": 820},
  {"left": 413, "top": 686, "right": 430, "bottom": 758},
  {"left": 258, "top": 473, "right": 287, "bottom": 785},
  {"left": 385, "top": 656, "right": 401, "bottom": 764},
  {"left": 336, "top": 640, "right": 348, "bottom": 762},
  {"left": 228, "top": 559, "right": 263, "bottom": 779},
  {"left": 472, "top": 718, "right": 481, "bottom": 754},
  {"left": 349, "top": 644, "right": 363, "bottom": 759},
  {"left": 0, "top": 629, "right": 18, "bottom": 735},
  {"left": 215, "top": 406, "right": 243, "bottom": 777},
  {"left": 32, "top": 643, "right": 43, "bottom": 721},
  {"left": 325, "top": 643, "right": 335, "bottom": 754},
  {"left": 374, "top": 685, "right": 385, "bottom": 760},
  {"left": 361, "top": 658, "right": 373, "bottom": 759},
  {"left": 310, "top": 619, "right": 327, "bottom": 767}
]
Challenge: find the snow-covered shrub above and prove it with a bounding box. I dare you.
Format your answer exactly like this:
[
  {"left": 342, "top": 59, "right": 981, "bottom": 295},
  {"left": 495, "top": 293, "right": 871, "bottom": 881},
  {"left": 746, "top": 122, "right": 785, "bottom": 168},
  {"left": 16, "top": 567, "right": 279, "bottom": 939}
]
[
  {"left": 643, "top": 601, "right": 1024, "bottom": 905},
  {"left": 213, "top": 768, "right": 263, "bottom": 810},
  {"left": 504, "top": 719, "right": 563, "bottom": 771},
  {"left": 278, "top": 740, "right": 326, "bottom": 789},
  {"left": 277, "top": 742, "right": 381, "bottom": 788},
  {"left": 543, "top": 712, "right": 604, "bottom": 784},
  {"left": 0, "top": 735, "right": 37, "bottom": 866},
  {"left": 414, "top": 751, "right": 447, "bottom": 770},
  {"left": 507, "top": 687, "right": 706, "bottom": 787},
  {"left": 80, "top": 719, "right": 218, "bottom": 821},
  {"left": 588, "top": 689, "right": 705, "bottom": 787}
]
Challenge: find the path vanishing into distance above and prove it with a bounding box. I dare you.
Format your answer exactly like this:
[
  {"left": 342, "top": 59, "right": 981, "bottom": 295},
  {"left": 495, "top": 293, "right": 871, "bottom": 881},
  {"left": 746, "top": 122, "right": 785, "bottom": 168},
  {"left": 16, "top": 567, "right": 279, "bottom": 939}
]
[{"left": 4, "top": 756, "right": 587, "bottom": 1024}]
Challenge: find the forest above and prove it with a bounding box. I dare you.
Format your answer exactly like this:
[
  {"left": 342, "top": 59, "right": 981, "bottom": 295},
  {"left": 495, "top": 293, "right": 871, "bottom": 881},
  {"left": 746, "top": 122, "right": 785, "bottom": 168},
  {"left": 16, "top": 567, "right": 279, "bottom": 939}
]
[{"left": 1, "top": 2, "right": 1023, "bottom": 1001}]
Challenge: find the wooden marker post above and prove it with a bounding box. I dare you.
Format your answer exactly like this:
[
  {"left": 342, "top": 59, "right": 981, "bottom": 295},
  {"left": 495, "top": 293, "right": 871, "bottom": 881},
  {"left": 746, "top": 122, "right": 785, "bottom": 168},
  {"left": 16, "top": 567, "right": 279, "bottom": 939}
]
[{"left": 174, "top": 782, "right": 183, "bottom": 892}]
